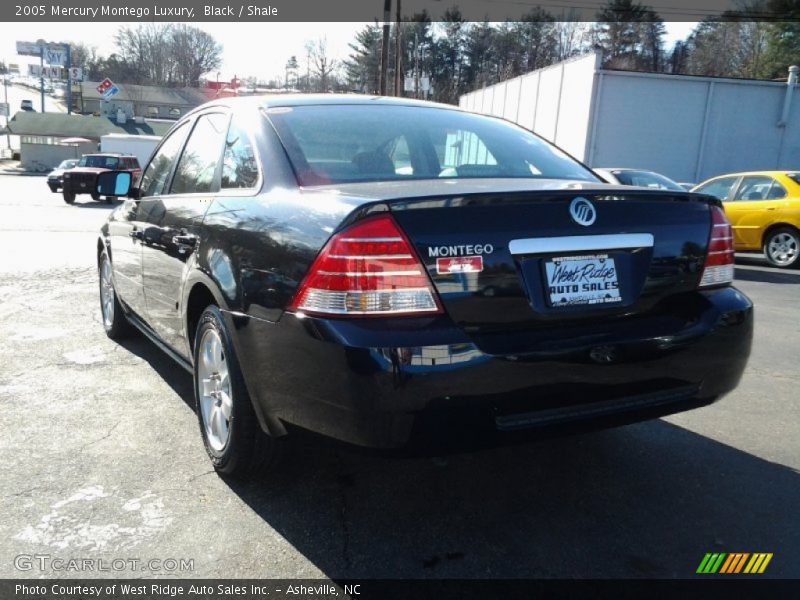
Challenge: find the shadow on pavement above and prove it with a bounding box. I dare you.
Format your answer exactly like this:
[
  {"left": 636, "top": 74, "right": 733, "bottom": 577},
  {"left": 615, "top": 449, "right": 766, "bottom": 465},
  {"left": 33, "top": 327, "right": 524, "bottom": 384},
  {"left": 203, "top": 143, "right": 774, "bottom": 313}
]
[
  {"left": 735, "top": 266, "right": 800, "bottom": 285},
  {"left": 72, "top": 200, "right": 118, "bottom": 210},
  {"left": 117, "top": 334, "right": 195, "bottom": 411},
  {"left": 116, "top": 329, "right": 799, "bottom": 579},
  {"left": 225, "top": 419, "right": 798, "bottom": 579}
]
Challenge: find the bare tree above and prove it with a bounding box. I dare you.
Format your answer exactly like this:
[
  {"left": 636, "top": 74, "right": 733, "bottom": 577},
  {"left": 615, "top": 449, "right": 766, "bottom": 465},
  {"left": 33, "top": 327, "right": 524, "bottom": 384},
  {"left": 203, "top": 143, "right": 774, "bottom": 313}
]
[
  {"left": 171, "top": 25, "right": 223, "bottom": 87},
  {"left": 113, "top": 23, "right": 221, "bottom": 87},
  {"left": 311, "top": 38, "right": 338, "bottom": 92}
]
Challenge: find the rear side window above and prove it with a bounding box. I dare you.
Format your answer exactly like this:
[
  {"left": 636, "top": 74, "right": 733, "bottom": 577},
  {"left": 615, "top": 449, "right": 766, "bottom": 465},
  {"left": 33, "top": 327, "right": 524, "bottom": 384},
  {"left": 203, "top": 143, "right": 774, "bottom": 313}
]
[
  {"left": 222, "top": 115, "right": 259, "bottom": 189},
  {"left": 695, "top": 176, "right": 738, "bottom": 201},
  {"left": 171, "top": 113, "right": 229, "bottom": 194},
  {"left": 612, "top": 170, "right": 683, "bottom": 191},
  {"left": 139, "top": 122, "right": 190, "bottom": 198},
  {"left": 265, "top": 104, "right": 598, "bottom": 185},
  {"left": 734, "top": 175, "right": 786, "bottom": 200}
]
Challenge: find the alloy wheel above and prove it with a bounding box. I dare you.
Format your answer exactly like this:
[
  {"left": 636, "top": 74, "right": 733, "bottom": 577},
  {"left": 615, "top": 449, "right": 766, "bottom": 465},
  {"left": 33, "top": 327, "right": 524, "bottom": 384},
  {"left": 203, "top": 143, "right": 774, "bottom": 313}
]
[
  {"left": 197, "top": 329, "right": 233, "bottom": 452},
  {"left": 767, "top": 231, "right": 799, "bottom": 267}
]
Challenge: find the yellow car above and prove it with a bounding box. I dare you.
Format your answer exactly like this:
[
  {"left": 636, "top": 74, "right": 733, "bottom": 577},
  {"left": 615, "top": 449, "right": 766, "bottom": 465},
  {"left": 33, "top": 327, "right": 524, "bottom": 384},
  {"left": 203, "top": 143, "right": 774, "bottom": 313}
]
[{"left": 692, "top": 171, "right": 800, "bottom": 268}]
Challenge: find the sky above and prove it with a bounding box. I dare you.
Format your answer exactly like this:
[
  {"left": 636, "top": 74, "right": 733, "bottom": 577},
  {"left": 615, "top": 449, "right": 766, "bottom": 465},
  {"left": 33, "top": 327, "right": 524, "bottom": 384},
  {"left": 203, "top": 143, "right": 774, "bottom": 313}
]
[{"left": 0, "top": 21, "right": 700, "bottom": 84}]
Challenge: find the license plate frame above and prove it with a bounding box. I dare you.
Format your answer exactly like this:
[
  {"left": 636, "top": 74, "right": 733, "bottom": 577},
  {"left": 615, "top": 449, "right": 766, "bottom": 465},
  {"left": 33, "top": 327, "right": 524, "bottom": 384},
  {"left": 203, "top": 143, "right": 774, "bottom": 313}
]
[{"left": 544, "top": 253, "right": 622, "bottom": 308}]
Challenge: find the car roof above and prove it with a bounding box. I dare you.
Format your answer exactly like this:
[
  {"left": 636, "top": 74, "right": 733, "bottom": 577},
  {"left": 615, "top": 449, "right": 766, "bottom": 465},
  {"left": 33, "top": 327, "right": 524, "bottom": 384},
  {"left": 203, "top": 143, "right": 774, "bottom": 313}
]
[
  {"left": 598, "top": 168, "right": 659, "bottom": 173},
  {"left": 184, "top": 93, "right": 467, "bottom": 119},
  {"left": 83, "top": 153, "right": 134, "bottom": 158},
  {"left": 705, "top": 171, "right": 796, "bottom": 179}
]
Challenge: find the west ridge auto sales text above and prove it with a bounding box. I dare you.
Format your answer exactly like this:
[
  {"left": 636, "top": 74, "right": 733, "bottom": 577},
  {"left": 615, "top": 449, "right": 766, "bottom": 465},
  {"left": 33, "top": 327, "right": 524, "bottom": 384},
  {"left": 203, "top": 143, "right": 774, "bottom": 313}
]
[{"left": 16, "top": 583, "right": 345, "bottom": 596}]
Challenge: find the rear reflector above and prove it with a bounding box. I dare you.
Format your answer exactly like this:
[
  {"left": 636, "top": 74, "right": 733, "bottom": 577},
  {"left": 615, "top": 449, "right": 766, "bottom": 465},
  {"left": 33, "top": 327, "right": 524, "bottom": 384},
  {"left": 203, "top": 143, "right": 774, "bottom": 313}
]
[
  {"left": 699, "top": 205, "right": 734, "bottom": 288},
  {"left": 288, "top": 214, "right": 443, "bottom": 316}
]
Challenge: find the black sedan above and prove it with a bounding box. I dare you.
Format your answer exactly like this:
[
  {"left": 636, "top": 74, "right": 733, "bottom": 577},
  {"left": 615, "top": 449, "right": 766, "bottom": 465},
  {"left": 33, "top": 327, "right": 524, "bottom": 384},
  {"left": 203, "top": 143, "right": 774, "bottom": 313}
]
[{"left": 96, "top": 96, "right": 753, "bottom": 479}]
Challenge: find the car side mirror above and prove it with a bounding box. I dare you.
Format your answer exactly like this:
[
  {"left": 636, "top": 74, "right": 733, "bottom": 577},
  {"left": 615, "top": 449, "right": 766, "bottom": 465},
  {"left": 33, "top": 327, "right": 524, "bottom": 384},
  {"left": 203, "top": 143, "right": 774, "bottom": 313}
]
[{"left": 96, "top": 171, "right": 133, "bottom": 198}]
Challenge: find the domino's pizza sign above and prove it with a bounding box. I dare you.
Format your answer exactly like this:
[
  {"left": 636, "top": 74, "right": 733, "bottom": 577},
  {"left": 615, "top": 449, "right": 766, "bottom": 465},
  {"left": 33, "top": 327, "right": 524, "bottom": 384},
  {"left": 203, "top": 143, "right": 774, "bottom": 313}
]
[{"left": 96, "top": 78, "right": 119, "bottom": 101}]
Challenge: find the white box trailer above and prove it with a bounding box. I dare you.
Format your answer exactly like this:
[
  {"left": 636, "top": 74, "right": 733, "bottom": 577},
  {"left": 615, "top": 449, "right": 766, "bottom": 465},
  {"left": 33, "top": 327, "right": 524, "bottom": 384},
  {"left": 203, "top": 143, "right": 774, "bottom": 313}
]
[{"left": 100, "top": 134, "right": 161, "bottom": 168}]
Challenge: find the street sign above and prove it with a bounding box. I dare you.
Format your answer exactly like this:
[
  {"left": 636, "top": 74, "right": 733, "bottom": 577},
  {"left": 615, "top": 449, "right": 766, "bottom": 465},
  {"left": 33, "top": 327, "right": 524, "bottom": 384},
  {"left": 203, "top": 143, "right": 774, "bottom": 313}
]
[
  {"left": 29, "top": 65, "right": 62, "bottom": 79},
  {"left": 16, "top": 41, "right": 69, "bottom": 65},
  {"left": 69, "top": 67, "right": 83, "bottom": 82},
  {"left": 96, "top": 78, "right": 114, "bottom": 95},
  {"left": 16, "top": 41, "right": 42, "bottom": 56},
  {"left": 45, "top": 47, "right": 68, "bottom": 67}
]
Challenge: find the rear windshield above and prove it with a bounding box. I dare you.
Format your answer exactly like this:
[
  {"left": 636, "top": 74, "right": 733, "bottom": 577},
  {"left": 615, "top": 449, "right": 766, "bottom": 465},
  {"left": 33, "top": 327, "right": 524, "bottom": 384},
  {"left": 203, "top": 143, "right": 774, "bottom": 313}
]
[
  {"left": 787, "top": 172, "right": 800, "bottom": 186},
  {"left": 79, "top": 155, "right": 119, "bottom": 168},
  {"left": 265, "top": 104, "right": 599, "bottom": 186}
]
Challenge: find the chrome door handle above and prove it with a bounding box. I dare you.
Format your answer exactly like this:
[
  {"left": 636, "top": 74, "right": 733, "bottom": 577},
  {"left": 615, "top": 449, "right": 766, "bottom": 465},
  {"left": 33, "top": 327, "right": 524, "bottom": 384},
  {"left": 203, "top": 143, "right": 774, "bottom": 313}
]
[{"left": 172, "top": 234, "right": 198, "bottom": 247}]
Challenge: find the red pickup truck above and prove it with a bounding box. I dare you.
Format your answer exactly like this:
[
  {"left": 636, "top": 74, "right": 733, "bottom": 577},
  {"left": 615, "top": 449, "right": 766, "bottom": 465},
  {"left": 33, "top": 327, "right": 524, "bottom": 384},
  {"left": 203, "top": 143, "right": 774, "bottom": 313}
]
[{"left": 62, "top": 153, "right": 141, "bottom": 205}]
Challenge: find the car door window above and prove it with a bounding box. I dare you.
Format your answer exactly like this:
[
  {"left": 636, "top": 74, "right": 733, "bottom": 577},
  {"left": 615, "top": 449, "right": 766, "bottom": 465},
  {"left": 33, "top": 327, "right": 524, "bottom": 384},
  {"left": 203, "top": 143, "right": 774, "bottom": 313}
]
[
  {"left": 139, "top": 122, "right": 190, "bottom": 198},
  {"left": 221, "top": 114, "right": 260, "bottom": 189},
  {"left": 695, "top": 176, "right": 738, "bottom": 201},
  {"left": 768, "top": 180, "right": 787, "bottom": 199},
  {"left": 171, "top": 113, "right": 229, "bottom": 195},
  {"left": 734, "top": 176, "right": 780, "bottom": 201}
]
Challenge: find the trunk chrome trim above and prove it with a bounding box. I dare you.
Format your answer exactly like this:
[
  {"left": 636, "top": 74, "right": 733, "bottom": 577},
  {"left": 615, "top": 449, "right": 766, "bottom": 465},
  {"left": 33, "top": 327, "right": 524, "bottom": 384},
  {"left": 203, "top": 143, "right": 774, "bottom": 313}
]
[{"left": 509, "top": 233, "right": 654, "bottom": 255}]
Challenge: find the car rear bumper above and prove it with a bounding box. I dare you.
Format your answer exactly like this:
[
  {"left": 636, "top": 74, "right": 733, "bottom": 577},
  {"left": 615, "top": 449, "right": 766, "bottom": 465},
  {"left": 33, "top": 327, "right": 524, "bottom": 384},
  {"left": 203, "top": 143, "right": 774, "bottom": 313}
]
[{"left": 230, "top": 286, "right": 753, "bottom": 450}]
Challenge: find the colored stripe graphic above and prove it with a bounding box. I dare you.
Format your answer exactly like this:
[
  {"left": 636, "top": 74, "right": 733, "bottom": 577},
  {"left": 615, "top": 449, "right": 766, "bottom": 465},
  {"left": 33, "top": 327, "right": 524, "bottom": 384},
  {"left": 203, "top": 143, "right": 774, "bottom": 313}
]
[
  {"left": 744, "top": 553, "right": 773, "bottom": 574},
  {"left": 720, "top": 553, "right": 749, "bottom": 573},
  {"left": 699, "top": 552, "right": 773, "bottom": 574},
  {"left": 697, "top": 553, "right": 727, "bottom": 574}
]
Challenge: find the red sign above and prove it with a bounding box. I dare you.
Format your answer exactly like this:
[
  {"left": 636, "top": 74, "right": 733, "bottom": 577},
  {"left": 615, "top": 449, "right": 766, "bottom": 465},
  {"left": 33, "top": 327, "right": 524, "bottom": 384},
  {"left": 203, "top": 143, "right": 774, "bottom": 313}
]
[
  {"left": 96, "top": 78, "right": 114, "bottom": 95},
  {"left": 436, "top": 256, "right": 484, "bottom": 275}
]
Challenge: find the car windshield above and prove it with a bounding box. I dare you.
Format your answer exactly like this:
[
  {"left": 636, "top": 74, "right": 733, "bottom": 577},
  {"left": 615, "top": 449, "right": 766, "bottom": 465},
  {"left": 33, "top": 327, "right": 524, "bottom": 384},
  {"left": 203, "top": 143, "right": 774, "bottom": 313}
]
[
  {"left": 78, "top": 155, "right": 119, "bottom": 168},
  {"left": 58, "top": 160, "right": 78, "bottom": 169},
  {"left": 612, "top": 170, "right": 684, "bottom": 191},
  {"left": 265, "top": 104, "right": 599, "bottom": 186}
]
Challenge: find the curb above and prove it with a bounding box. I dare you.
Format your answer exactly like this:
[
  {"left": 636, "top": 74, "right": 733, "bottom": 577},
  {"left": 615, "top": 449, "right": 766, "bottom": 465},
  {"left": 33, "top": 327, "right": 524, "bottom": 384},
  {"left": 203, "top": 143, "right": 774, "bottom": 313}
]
[{"left": 0, "top": 169, "right": 45, "bottom": 176}]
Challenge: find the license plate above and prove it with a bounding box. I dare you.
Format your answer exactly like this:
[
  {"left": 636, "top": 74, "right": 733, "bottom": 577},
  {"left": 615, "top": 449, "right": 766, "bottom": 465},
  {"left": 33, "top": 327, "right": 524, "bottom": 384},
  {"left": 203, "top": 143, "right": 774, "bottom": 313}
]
[{"left": 544, "top": 254, "right": 621, "bottom": 307}]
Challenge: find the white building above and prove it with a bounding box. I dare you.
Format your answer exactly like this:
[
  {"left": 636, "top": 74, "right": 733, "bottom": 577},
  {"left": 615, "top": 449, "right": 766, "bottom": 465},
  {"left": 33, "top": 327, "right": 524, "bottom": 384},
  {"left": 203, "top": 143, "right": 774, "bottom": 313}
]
[{"left": 459, "top": 52, "right": 800, "bottom": 184}]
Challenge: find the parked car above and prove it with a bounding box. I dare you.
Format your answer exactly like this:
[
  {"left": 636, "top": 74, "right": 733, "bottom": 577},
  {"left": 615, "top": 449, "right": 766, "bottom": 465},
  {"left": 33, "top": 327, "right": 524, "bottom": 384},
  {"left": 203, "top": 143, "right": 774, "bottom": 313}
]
[
  {"left": 692, "top": 171, "right": 800, "bottom": 268},
  {"left": 594, "top": 168, "right": 685, "bottom": 192},
  {"left": 96, "top": 96, "right": 753, "bottom": 479},
  {"left": 46, "top": 158, "right": 79, "bottom": 192},
  {"left": 20, "top": 100, "right": 34, "bottom": 112},
  {"left": 62, "top": 153, "right": 141, "bottom": 205}
]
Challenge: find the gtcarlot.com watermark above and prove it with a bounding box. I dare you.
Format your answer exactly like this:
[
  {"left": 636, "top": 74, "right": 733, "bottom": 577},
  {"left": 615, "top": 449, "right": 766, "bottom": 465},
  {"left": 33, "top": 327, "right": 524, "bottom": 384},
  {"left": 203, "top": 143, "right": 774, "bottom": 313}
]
[{"left": 14, "top": 554, "right": 194, "bottom": 574}]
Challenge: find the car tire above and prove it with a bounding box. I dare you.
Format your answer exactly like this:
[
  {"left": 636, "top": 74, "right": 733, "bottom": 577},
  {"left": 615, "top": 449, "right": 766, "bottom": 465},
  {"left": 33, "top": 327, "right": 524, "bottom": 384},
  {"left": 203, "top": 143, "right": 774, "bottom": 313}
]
[
  {"left": 105, "top": 196, "right": 115, "bottom": 204},
  {"left": 91, "top": 192, "right": 101, "bottom": 201},
  {"left": 763, "top": 226, "right": 800, "bottom": 269},
  {"left": 98, "top": 248, "right": 132, "bottom": 339},
  {"left": 62, "top": 190, "right": 75, "bottom": 204},
  {"left": 193, "top": 305, "right": 282, "bottom": 479}
]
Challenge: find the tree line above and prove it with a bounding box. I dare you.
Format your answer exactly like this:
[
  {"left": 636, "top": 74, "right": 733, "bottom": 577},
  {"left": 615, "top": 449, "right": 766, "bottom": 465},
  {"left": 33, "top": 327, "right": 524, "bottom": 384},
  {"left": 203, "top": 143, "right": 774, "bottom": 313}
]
[
  {"left": 343, "top": 0, "right": 800, "bottom": 105},
  {"left": 62, "top": 0, "right": 800, "bottom": 102}
]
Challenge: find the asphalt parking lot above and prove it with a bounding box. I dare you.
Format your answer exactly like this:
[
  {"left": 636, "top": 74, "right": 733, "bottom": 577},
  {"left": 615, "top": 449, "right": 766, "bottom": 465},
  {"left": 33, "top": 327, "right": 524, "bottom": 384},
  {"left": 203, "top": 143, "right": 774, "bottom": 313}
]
[{"left": 0, "top": 173, "right": 798, "bottom": 580}]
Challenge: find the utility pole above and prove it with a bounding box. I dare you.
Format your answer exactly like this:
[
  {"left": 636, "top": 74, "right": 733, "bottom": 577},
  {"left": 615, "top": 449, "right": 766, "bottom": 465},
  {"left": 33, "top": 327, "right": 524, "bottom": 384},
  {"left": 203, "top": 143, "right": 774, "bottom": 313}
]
[
  {"left": 394, "top": 0, "right": 402, "bottom": 96},
  {"left": 414, "top": 33, "right": 420, "bottom": 99},
  {"left": 380, "top": 0, "right": 390, "bottom": 95},
  {"left": 65, "top": 44, "right": 71, "bottom": 115},
  {"left": 3, "top": 74, "right": 10, "bottom": 151},
  {"left": 38, "top": 40, "right": 45, "bottom": 113}
]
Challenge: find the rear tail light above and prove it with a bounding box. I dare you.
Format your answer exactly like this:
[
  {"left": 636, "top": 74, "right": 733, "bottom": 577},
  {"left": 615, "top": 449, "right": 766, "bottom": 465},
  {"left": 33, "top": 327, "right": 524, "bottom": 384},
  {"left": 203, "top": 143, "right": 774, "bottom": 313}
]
[
  {"left": 288, "top": 214, "right": 443, "bottom": 317},
  {"left": 699, "top": 205, "right": 734, "bottom": 288}
]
